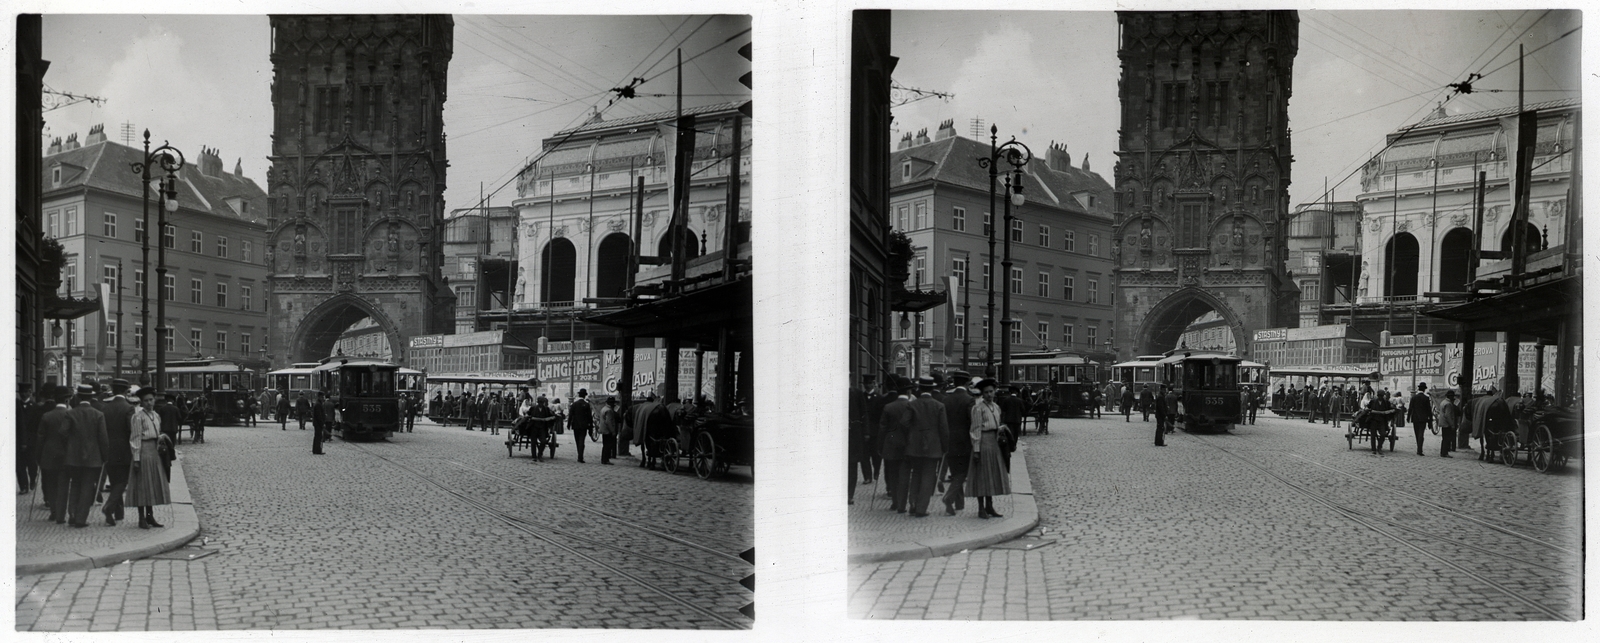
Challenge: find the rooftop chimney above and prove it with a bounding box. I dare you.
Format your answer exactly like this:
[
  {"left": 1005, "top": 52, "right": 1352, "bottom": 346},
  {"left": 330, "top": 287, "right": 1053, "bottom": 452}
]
[
  {"left": 1046, "top": 141, "right": 1070, "bottom": 172},
  {"left": 897, "top": 132, "right": 914, "bottom": 150},
  {"left": 913, "top": 128, "right": 930, "bottom": 146},
  {"left": 63, "top": 133, "right": 80, "bottom": 151},
  {"left": 234, "top": 158, "right": 244, "bottom": 177},
  {"left": 47, "top": 137, "right": 62, "bottom": 155},
  {"left": 85, "top": 124, "right": 107, "bottom": 145},
  {"left": 934, "top": 118, "right": 956, "bottom": 141},
  {"left": 198, "top": 146, "right": 224, "bottom": 178},
  {"left": 1081, "top": 154, "right": 1091, "bottom": 173}
]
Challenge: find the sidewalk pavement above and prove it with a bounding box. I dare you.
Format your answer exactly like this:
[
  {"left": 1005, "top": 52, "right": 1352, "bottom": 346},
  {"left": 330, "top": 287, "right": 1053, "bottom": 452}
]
[
  {"left": 16, "top": 454, "right": 201, "bottom": 575},
  {"left": 848, "top": 440, "right": 1038, "bottom": 564}
]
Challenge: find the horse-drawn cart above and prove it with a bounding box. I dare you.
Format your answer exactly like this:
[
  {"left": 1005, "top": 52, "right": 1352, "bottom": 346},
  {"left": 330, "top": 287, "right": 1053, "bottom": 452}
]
[{"left": 507, "top": 415, "right": 560, "bottom": 461}]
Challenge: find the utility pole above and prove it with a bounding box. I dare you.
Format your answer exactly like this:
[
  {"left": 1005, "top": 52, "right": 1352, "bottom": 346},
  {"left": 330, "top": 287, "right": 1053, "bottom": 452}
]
[{"left": 115, "top": 259, "right": 125, "bottom": 381}]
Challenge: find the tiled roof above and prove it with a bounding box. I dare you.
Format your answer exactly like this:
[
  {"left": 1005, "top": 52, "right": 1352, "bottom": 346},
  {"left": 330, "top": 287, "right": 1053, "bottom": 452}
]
[
  {"left": 891, "top": 134, "right": 1115, "bottom": 219},
  {"left": 43, "top": 140, "right": 268, "bottom": 225},
  {"left": 1399, "top": 97, "right": 1579, "bottom": 133},
  {"left": 551, "top": 101, "right": 744, "bottom": 138}
]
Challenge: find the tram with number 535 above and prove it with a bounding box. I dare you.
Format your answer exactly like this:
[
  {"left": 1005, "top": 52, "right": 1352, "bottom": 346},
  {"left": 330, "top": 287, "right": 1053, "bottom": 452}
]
[
  {"left": 1155, "top": 350, "right": 1244, "bottom": 433},
  {"left": 310, "top": 356, "right": 402, "bottom": 440}
]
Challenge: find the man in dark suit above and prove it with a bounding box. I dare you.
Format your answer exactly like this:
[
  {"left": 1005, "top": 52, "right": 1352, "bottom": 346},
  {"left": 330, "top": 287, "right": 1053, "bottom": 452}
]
[
  {"left": 848, "top": 381, "right": 869, "bottom": 505},
  {"left": 940, "top": 372, "right": 974, "bottom": 516},
  {"left": 1153, "top": 384, "right": 1169, "bottom": 446},
  {"left": 295, "top": 392, "right": 312, "bottom": 431},
  {"left": 1139, "top": 385, "right": 1155, "bottom": 422},
  {"left": 17, "top": 385, "right": 40, "bottom": 495},
  {"left": 878, "top": 375, "right": 913, "bottom": 513},
  {"left": 1121, "top": 386, "right": 1135, "bottom": 422},
  {"left": 1409, "top": 383, "right": 1435, "bottom": 456},
  {"left": 312, "top": 391, "right": 329, "bottom": 455},
  {"left": 63, "top": 385, "right": 109, "bottom": 528},
  {"left": 155, "top": 392, "right": 181, "bottom": 479},
  {"left": 904, "top": 377, "right": 948, "bottom": 518},
  {"left": 99, "top": 379, "right": 135, "bottom": 526},
  {"left": 33, "top": 387, "right": 71, "bottom": 523},
  {"left": 997, "top": 386, "right": 1025, "bottom": 470},
  {"left": 569, "top": 389, "right": 594, "bottom": 463}
]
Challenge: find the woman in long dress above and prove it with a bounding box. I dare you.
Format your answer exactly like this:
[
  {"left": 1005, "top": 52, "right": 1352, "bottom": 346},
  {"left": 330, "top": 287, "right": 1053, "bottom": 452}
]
[
  {"left": 966, "top": 379, "right": 1012, "bottom": 519},
  {"left": 125, "top": 388, "right": 171, "bottom": 528}
]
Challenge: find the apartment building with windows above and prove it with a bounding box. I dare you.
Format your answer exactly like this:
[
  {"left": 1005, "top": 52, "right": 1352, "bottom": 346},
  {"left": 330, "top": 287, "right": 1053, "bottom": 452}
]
[
  {"left": 888, "top": 120, "right": 1116, "bottom": 376},
  {"left": 41, "top": 127, "right": 270, "bottom": 381}
]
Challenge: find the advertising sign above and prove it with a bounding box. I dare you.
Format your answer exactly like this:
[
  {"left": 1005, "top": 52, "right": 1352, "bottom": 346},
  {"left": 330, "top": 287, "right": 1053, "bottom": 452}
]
[
  {"left": 537, "top": 351, "right": 603, "bottom": 383},
  {"left": 409, "top": 334, "right": 445, "bottom": 349},
  {"left": 1378, "top": 345, "right": 1446, "bottom": 377},
  {"left": 1253, "top": 328, "right": 1288, "bottom": 342}
]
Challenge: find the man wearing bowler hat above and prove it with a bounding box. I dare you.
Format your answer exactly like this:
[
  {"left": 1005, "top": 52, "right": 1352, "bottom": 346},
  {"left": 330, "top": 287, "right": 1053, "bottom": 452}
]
[
  {"left": 940, "top": 372, "right": 975, "bottom": 516},
  {"left": 877, "top": 375, "right": 913, "bottom": 513},
  {"left": 33, "top": 386, "right": 71, "bottom": 523},
  {"left": 904, "top": 377, "right": 948, "bottom": 518},
  {"left": 99, "top": 379, "right": 135, "bottom": 526},
  {"left": 63, "top": 385, "right": 109, "bottom": 528}
]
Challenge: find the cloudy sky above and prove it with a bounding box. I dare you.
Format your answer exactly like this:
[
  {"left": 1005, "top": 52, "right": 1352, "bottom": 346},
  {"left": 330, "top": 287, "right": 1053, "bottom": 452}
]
[
  {"left": 890, "top": 10, "right": 1581, "bottom": 208},
  {"left": 39, "top": 14, "right": 751, "bottom": 215}
]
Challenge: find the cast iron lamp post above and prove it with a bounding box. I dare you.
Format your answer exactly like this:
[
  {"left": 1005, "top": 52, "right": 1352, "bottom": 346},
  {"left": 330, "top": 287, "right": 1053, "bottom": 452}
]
[
  {"left": 129, "top": 131, "right": 184, "bottom": 386},
  {"left": 999, "top": 160, "right": 1029, "bottom": 386},
  {"left": 976, "top": 125, "right": 1031, "bottom": 379},
  {"left": 154, "top": 173, "right": 181, "bottom": 389}
]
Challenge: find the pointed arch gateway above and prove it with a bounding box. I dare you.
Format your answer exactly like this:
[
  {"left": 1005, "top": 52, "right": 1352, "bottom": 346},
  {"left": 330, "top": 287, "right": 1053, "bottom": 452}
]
[
  {"left": 289, "top": 293, "right": 404, "bottom": 364},
  {"left": 1135, "top": 287, "right": 1248, "bottom": 357}
]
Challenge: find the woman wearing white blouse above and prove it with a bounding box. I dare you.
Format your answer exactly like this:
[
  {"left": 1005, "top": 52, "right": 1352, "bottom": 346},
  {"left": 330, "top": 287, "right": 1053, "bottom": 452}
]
[
  {"left": 125, "top": 388, "right": 171, "bottom": 529},
  {"left": 966, "top": 379, "right": 1012, "bottom": 518}
]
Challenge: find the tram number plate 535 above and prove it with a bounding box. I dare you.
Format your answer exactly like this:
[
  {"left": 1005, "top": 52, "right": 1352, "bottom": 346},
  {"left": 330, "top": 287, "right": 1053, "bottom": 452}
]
[
  {"left": 364, "top": 404, "right": 384, "bottom": 413},
  {"left": 1204, "top": 397, "right": 1224, "bottom": 406}
]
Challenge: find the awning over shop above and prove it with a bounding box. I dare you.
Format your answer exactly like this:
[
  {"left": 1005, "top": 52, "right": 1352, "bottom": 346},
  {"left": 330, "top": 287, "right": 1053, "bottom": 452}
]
[
  {"left": 585, "top": 276, "right": 752, "bottom": 346},
  {"left": 1423, "top": 276, "right": 1578, "bottom": 344},
  {"left": 892, "top": 287, "right": 946, "bottom": 313},
  {"left": 42, "top": 295, "right": 101, "bottom": 320}
]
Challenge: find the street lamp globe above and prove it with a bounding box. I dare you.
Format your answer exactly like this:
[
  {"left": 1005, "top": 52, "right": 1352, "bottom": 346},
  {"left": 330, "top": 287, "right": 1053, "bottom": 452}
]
[{"left": 1010, "top": 184, "right": 1025, "bottom": 208}]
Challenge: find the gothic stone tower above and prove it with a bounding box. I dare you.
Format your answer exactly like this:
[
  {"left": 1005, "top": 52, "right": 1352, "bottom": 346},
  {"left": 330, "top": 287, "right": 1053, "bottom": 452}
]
[
  {"left": 1111, "top": 11, "right": 1299, "bottom": 356},
  {"left": 265, "top": 15, "right": 453, "bottom": 366}
]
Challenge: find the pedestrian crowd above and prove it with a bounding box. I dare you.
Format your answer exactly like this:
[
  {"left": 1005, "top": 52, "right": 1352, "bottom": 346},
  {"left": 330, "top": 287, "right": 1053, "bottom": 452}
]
[
  {"left": 849, "top": 371, "right": 1015, "bottom": 519},
  {"left": 17, "top": 379, "right": 172, "bottom": 530}
]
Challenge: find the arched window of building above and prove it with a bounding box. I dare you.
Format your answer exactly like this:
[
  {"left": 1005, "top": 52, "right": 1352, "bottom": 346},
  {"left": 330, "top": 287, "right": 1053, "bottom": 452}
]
[
  {"left": 1499, "top": 219, "right": 1543, "bottom": 257},
  {"left": 657, "top": 225, "right": 699, "bottom": 263},
  {"left": 540, "top": 237, "right": 576, "bottom": 306},
  {"left": 1437, "top": 227, "right": 1474, "bottom": 292},
  {"left": 1384, "top": 232, "right": 1419, "bottom": 298},
  {"left": 595, "top": 233, "right": 631, "bottom": 299}
]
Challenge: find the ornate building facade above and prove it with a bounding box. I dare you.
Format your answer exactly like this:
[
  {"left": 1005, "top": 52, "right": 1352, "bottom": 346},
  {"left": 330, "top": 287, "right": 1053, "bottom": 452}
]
[
  {"left": 1111, "top": 10, "right": 1299, "bottom": 358},
  {"left": 264, "top": 15, "right": 454, "bottom": 366}
]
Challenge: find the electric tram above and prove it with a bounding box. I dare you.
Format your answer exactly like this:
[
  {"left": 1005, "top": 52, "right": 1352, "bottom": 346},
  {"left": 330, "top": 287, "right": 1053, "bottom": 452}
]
[
  {"left": 1155, "top": 351, "right": 1244, "bottom": 433},
  {"left": 162, "top": 359, "right": 258, "bottom": 425},
  {"left": 311, "top": 356, "right": 402, "bottom": 440},
  {"left": 1007, "top": 351, "right": 1102, "bottom": 417}
]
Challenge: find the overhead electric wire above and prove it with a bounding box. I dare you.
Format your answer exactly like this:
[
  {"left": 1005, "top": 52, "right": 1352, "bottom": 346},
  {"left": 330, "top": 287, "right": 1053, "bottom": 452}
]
[
  {"left": 1473, "top": 10, "right": 1552, "bottom": 78},
  {"left": 455, "top": 21, "right": 608, "bottom": 103},
  {"left": 452, "top": 18, "right": 750, "bottom": 217},
  {"left": 1475, "top": 24, "right": 1581, "bottom": 80},
  {"left": 1300, "top": 19, "right": 1466, "bottom": 107},
  {"left": 483, "top": 15, "right": 616, "bottom": 94}
]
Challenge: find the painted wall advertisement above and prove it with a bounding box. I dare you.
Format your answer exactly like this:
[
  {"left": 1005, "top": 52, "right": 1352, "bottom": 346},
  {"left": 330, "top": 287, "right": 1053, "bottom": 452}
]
[
  {"left": 1379, "top": 342, "right": 1564, "bottom": 393},
  {"left": 536, "top": 350, "right": 603, "bottom": 399},
  {"left": 597, "top": 348, "right": 741, "bottom": 401}
]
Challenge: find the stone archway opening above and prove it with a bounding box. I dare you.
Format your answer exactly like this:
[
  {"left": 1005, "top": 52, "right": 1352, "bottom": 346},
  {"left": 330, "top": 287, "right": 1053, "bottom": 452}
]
[
  {"left": 292, "top": 299, "right": 399, "bottom": 364},
  {"left": 1137, "top": 290, "right": 1244, "bottom": 357}
]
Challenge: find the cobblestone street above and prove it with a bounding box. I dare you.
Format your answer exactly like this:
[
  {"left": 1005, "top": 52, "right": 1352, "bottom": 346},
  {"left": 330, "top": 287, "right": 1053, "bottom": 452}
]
[
  {"left": 16, "top": 420, "right": 753, "bottom": 631},
  {"left": 849, "top": 412, "right": 1583, "bottom": 620}
]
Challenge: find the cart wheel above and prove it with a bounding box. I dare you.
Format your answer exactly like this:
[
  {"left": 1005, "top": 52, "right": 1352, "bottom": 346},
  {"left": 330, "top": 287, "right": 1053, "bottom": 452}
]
[
  {"left": 692, "top": 432, "right": 717, "bottom": 480},
  {"left": 1499, "top": 432, "right": 1519, "bottom": 466},
  {"left": 1530, "top": 425, "right": 1554, "bottom": 473},
  {"left": 663, "top": 438, "right": 681, "bottom": 474}
]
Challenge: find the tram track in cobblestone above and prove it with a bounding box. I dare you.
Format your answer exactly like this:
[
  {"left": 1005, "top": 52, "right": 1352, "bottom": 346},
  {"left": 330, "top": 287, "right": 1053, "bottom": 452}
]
[
  {"left": 441, "top": 460, "right": 752, "bottom": 556},
  {"left": 1190, "top": 435, "right": 1572, "bottom": 620},
  {"left": 1281, "top": 452, "right": 1575, "bottom": 548},
  {"left": 346, "top": 443, "right": 750, "bottom": 629}
]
